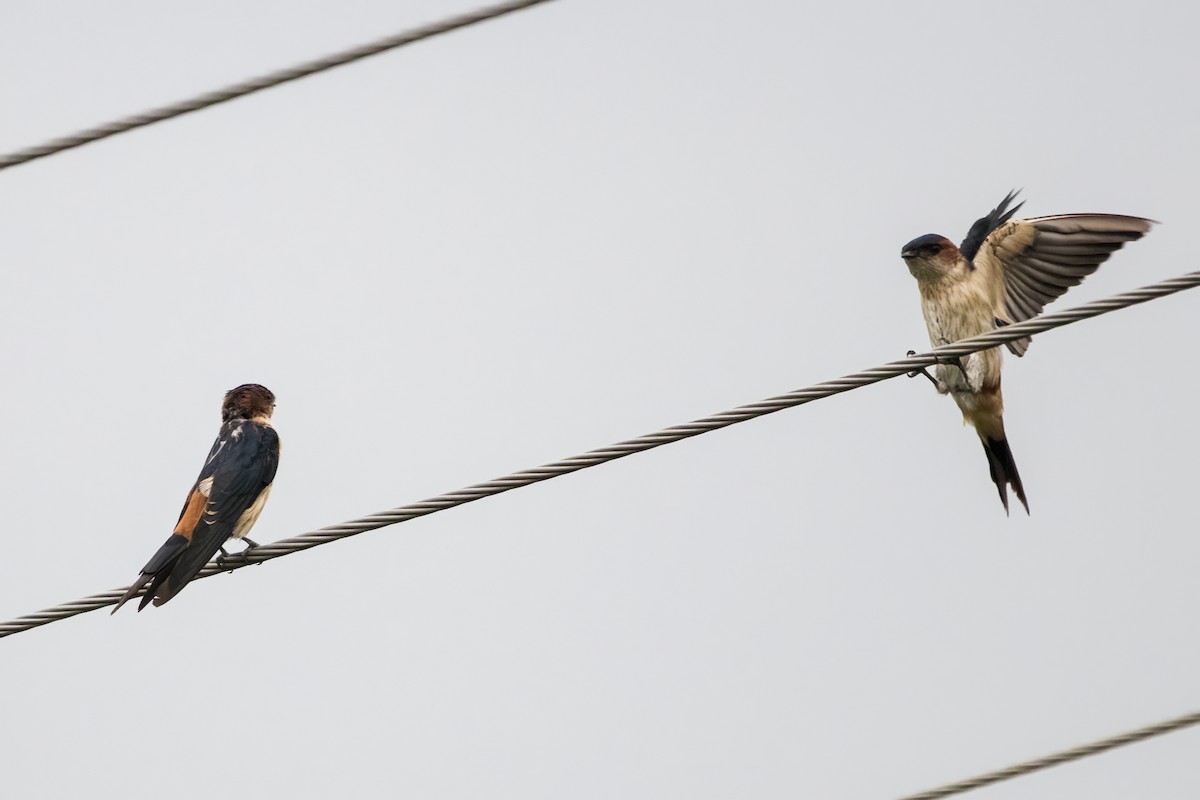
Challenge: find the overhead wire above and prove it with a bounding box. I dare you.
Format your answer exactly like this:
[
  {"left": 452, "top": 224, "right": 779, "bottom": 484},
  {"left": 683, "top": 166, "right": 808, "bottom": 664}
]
[
  {"left": 896, "top": 709, "right": 1200, "bottom": 799},
  {"left": 0, "top": 0, "right": 558, "bottom": 171},
  {"left": 3, "top": 267, "right": 1197, "bottom": 640}
]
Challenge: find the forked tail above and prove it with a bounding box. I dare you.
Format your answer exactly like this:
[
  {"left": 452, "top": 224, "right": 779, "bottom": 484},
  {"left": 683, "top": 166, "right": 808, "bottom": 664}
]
[{"left": 980, "top": 435, "right": 1029, "bottom": 515}]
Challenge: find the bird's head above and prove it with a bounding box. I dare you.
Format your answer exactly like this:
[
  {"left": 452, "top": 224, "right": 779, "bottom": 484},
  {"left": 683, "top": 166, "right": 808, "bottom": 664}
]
[
  {"left": 900, "top": 234, "right": 960, "bottom": 281},
  {"left": 222, "top": 384, "right": 276, "bottom": 422}
]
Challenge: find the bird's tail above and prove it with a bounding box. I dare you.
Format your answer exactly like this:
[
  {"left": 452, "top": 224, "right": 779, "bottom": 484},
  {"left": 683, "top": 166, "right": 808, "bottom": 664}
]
[
  {"left": 980, "top": 434, "right": 1029, "bottom": 516},
  {"left": 111, "top": 572, "right": 156, "bottom": 615},
  {"left": 110, "top": 533, "right": 190, "bottom": 614},
  {"left": 149, "top": 525, "right": 236, "bottom": 608}
]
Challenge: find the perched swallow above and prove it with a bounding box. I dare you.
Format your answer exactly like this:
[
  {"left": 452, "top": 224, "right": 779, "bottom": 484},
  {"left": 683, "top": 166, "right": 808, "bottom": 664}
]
[
  {"left": 113, "top": 384, "right": 280, "bottom": 612},
  {"left": 901, "top": 192, "right": 1153, "bottom": 514}
]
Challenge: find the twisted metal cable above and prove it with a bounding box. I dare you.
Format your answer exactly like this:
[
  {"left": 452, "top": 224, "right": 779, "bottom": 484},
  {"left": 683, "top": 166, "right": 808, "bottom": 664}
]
[
  {"left": 0, "top": 0, "right": 557, "bottom": 171},
  {"left": 897, "top": 708, "right": 1200, "bottom": 799},
  {"left": 2, "top": 268, "right": 1197, "bottom": 639}
]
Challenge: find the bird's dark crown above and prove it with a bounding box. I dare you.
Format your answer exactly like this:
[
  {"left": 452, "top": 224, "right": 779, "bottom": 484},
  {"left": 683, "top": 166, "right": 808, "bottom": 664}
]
[
  {"left": 901, "top": 233, "right": 950, "bottom": 259},
  {"left": 222, "top": 384, "right": 276, "bottom": 422}
]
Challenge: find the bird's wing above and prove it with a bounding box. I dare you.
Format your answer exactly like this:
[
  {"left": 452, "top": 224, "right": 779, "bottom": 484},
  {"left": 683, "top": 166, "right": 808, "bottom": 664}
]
[
  {"left": 111, "top": 434, "right": 226, "bottom": 613},
  {"left": 974, "top": 214, "right": 1154, "bottom": 355},
  {"left": 151, "top": 422, "right": 280, "bottom": 606},
  {"left": 960, "top": 190, "right": 1024, "bottom": 263}
]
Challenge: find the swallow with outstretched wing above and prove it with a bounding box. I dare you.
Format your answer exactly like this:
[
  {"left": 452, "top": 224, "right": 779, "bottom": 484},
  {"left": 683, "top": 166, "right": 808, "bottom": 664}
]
[
  {"left": 901, "top": 192, "right": 1153, "bottom": 514},
  {"left": 113, "top": 384, "right": 280, "bottom": 612}
]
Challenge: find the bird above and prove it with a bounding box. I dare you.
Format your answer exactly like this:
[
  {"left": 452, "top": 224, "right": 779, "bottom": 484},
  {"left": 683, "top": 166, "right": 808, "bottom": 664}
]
[
  {"left": 900, "top": 191, "right": 1153, "bottom": 514},
  {"left": 113, "top": 384, "right": 280, "bottom": 612}
]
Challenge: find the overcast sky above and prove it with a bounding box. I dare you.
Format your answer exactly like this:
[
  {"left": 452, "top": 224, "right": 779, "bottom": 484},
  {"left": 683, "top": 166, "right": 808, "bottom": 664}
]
[{"left": 2, "top": 1, "right": 1198, "bottom": 798}]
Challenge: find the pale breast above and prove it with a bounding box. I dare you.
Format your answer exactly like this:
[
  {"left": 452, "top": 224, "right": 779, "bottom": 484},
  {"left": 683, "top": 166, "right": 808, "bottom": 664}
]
[
  {"left": 920, "top": 280, "right": 1003, "bottom": 394},
  {"left": 920, "top": 280, "right": 993, "bottom": 345},
  {"left": 232, "top": 484, "right": 272, "bottom": 539}
]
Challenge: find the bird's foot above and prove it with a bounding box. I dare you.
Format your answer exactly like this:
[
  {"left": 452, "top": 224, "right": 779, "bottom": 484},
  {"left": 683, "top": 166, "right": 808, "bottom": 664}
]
[
  {"left": 906, "top": 350, "right": 940, "bottom": 388},
  {"left": 909, "top": 350, "right": 972, "bottom": 389},
  {"left": 238, "top": 538, "right": 262, "bottom": 566},
  {"left": 935, "top": 354, "right": 971, "bottom": 385},
  {"left": 216, "top": 539, "right": 260, "bottom": 568}
]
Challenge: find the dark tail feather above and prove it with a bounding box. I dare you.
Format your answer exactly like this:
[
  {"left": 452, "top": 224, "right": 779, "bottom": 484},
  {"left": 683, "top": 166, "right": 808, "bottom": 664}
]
[
  {"left": 981, "top": 436, "right": 1029, "bottom": 516},
  {"left": 111, "top": 572, "right": 155, "bottom": 615},
  {"left": 139, "top": 572, "right": 171, "bottom": 611},
  {"left": 149, "top": 527, "right": 235, "bottom": 608},
  {"left": 111, "top": 534, "right": 190, "bottom": 614}
]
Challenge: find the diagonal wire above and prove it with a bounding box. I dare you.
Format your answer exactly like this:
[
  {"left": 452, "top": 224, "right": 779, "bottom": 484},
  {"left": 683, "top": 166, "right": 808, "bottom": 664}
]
[
  {"left": 896, "top": 709, "right": 1200, "bottom": 799},
  {"left": 3, "top": 268, "right": 1198, "bottom": 639},
  {"left": 0, "top": 0, "right": 557, "bottom": 171}
]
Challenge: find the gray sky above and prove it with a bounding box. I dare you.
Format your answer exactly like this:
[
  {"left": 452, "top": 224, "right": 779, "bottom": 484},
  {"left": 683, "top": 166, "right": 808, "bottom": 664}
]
[{"left": 2, "top": 1, "right": 1198, "bottom": 797}]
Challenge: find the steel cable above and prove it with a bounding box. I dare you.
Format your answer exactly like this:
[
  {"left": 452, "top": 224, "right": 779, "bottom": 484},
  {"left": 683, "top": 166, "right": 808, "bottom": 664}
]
[
  {"left": 896, "top": 709, "right": 1200, "bottom": 799},
  {"left": 3, "top": 268, "right": 1197, "bottom": 638},
  {"left": 0, "top": 0, "right": 558, "bottom": 171}
]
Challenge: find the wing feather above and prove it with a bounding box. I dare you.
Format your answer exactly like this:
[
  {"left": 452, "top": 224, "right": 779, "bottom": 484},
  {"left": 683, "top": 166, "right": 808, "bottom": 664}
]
[
  {"left": 151, "top": 422, "right": 280, "bottom": 607},
  {"left": 975, "top": 213, "right": 1154, "bottom": 356}
]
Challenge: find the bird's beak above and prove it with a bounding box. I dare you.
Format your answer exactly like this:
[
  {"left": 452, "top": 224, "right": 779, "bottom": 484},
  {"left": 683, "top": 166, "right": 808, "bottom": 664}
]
[{"left": 901, "top": 249, "right": 917, "bottom": 260}]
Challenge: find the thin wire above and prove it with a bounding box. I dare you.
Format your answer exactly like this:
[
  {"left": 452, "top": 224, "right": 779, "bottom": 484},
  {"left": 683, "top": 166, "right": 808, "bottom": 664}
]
[
  {"left": 0, "top": 0, "right": 557, "bottom": 171},
  {"left": 896, "top": 709, "right": 1200, "bottom": 799},
  {"left": 3, "top": 268, "right": 1198, "bottom": 639}
]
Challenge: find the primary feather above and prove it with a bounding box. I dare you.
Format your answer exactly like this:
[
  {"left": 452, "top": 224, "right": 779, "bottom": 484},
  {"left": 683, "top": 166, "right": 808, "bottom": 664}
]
[{"left": 975, "top": 212, "right": 1155, "bottom": 355}]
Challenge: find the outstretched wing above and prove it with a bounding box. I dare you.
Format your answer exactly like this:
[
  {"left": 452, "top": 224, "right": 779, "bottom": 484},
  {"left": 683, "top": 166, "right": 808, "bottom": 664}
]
[
  {"left": 151, "top": 421, "right": 279, "bottom": 607},
  {"left": 974, "top": 213, "right": 1155, "bottom": 355}
]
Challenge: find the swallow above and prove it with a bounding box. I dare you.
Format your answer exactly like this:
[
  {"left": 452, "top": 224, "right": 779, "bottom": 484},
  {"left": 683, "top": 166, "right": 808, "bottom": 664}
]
[
  {"left": 901, "top": 191, "right": 1153, "bottom": 514},
  {"left": 113, "top": 384, "right": 280, "bottom": 612}
]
